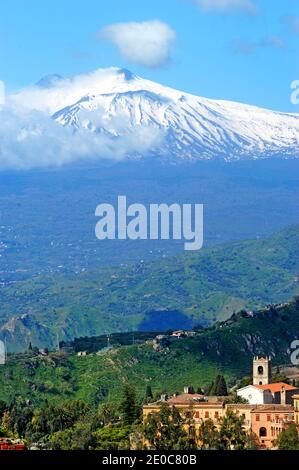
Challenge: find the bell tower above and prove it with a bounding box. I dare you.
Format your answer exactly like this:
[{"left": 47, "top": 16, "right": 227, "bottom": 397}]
[{"left": 253, "top": 356, "right": 271, "bottom": 385}]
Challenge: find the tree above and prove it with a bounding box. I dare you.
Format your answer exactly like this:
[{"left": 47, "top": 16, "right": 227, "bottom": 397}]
[
  {"left": 216, "top": 376, "right": 228, "bottom": 396},
  {"left": 93, "top": 403, "right": 118, "bottom": 428},
  {"left": 119, "top": 385, "right": 137, "bottom": 425},
  {"left": 218, "top": 410, "right": 247, "bottom": 450},
  {"left": 198, "top": 419, "right": 219, "bottom": 449},
  {"left": 275, "top": 423, "right": 299, "bottom": 450},
  {"left": 209, "top": 374, "right": 228, "bottom": 396},
  {"left": 143, "top": 403, "right": 192, "bottom": 450},
  {"left": 0, "top": 400, "right": 7, "bottom": 420},
  {"left": 209, "top": 375, "right": 220, "bottom": 396},
  {"left": 223, "top": 394, "right": 248, "bottom": 404},
  {"left": 145, "top": 385, "right": 153, "bottom": 401}
]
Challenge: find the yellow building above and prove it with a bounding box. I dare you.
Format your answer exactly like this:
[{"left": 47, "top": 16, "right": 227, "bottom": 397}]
[
  {"left": 143, "top": 392, "right": 225, "bottom": 433},
  {"left": 294, "top": 394, "right": 299, "bottom": 425},
  {"left": 143, "top": 391, "right": 295, "bottom": 449}
]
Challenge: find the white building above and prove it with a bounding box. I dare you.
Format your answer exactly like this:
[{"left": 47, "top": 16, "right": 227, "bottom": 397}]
[
  {"left": 237, "top": 356, "right": 299, "bottom": 405},
  {"left": 237, "top": 384, "right": 273, "bottom": 404}
]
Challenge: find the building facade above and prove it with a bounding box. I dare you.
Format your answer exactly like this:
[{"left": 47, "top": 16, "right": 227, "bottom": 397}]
[
  {"left": 237, "top": 382, "right": 299, "bottom": 405},
  {"left": 143, "top": 392, "right": 295, "bottom": 449},
  {"left": 294, "top": 394, "right": 299, "bottom": 426}
]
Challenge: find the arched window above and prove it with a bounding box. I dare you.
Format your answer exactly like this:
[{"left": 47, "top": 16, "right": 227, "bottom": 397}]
[
  {"left": 259, "top": 427, "right": 267, "bottom": 437},
  {"left": 258, "top": 366, "right": 264, "bottom": 375},
  {"left": 259, "top": 381, "right": 263, "bottom": 385}
]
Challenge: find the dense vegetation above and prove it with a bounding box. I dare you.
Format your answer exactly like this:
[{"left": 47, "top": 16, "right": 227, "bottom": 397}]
[
  {"left": 0, "top": 386, "right": 259, "bottom": 450},
  {"left": 0, "top": 300, "right": 298, "bottom": 407},
  {"left": 0, "top": 299, "right": 298, "bottom": 450},
  {"left": 0, "top": 225, "right": 298, "bottom": 350}
]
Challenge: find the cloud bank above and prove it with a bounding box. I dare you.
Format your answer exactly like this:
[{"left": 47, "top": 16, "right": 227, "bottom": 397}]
[
  {"left": 191, "top": 0, "right": 258, "bottom": 15},
  {"left": 97, "top": 20, "right": 176, "bottom": 68},
  {"left": 0, "top": 69, "right": 165, "bottom": 171}
]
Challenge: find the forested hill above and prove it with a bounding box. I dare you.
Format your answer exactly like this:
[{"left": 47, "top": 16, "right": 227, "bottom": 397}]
[
  {"left": 0, "top": 225, "right": 298, "bottom": 351},
  {"left": 0, "top": 299, "right": 298, "bottom": 406}
]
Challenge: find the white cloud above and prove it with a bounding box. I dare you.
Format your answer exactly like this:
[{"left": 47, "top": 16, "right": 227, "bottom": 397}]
[
  {"left": 9, "top": 68, "right": 125, "bottom": 114},
  {"left": 0, "top": 68, "right": 165, "bottom": 170},
  {"left": 191, "top": 0, "right": 258, "bottom": 15},
  {"left": 97, "top": 20, "right": 176, "bottom": 68},
  {"left": 0, "top": 104, "right": 163, "bottom": 170}
]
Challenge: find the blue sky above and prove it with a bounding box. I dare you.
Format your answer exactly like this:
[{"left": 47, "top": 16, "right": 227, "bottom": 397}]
[{"left": 0, "top": 0, "right": 298, "bottom": 111}]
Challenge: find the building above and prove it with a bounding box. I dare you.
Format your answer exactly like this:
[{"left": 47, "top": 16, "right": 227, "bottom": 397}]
[
  {"left": 143, "top": 390, "right": 295, "bottom": 449},
  {"left": 250, "top": 405, "right": 294, "bottom": 449},
  {"left": 143, "top": 356, "right": 299, "bottom": 449},
  {"left": 0, "top": 438, "right": 26, "bottom": 451},
  {"left": 143, "top": 392, "right": 225, "bottom": 435},
  {"left": 293, "top": 394, "right": 299, "bottom": 425},
  {"left": 237, "top": 382, "right": 299, "bottom": 405},
  {"left": 237, "top": 356, "right": 299, "bottom": 405},
  {"left": 77, "top": 351, "right": 87, "bottom": 357},
  {"left": 255, "top": 383, "right": 299, "bottom": 405},
  {"left": 237, "top": 385, "right": 273, "bottom": 405},
  {"left": 253, "top": 356, "right": 272, "bottom": 386}
]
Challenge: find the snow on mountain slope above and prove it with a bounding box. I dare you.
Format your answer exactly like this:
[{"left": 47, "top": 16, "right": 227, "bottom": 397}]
[{"left": 11, "top": 67, "right": 299, "bottom": 161}]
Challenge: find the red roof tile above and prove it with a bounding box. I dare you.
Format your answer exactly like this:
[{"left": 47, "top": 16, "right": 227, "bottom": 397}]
[{"left": 255, "top": 382, "right": 298, "bottom": 393}]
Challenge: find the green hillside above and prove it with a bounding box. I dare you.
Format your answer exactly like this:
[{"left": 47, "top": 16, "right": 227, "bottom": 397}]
[
  {"left": 0, "top": 300, "right": 298, "bottom": 406},
  {"left": 0, "top": 225, "right": 298, "bottom": 350}
]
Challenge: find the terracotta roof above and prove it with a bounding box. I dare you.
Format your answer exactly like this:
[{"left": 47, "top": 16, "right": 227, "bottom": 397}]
[
  {"left": 144, "top": 393, "right": 224, "bottom": 407},
  {"left": 167, "top": 393, "right": 212, "bottom": 405},
  {"left": 255, "top": 382, "right": 298, "bottom": 393},
  {"left": 250, "top": 404, "right": 293, "bottom": 412}
]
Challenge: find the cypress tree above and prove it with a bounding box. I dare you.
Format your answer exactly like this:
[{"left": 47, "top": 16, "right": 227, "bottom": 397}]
[
  {"left": 216, "top": 375, "right": 228, "bottom": 396},
  {"left": 145, "top": 385, "right": 153, "bottom": 400},
  {"left": 119, "top": 385, "right": 137, "bottom": 425}
]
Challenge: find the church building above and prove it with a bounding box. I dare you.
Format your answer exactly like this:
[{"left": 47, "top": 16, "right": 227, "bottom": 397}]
[{"left": 237, "top": 356, "right": 299, "bottom": 405}]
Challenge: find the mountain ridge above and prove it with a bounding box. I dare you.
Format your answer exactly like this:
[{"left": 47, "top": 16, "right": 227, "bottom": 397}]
[
  {"left": 10, "top": 67, "right": 299, "bottom": 162},
  {"left": 52, "top": 68, "right": 299, "bottom": 161},
  {"left": 0, "top": 225, "right": 297, "bottom": 351}
]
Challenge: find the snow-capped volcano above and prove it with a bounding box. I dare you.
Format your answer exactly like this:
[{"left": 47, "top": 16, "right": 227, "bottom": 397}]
[{"left": 10, "top": 67, "right": 299, "bottom": 162}]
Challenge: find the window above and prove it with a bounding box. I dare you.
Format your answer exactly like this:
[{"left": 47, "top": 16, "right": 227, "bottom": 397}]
[
  {"left": 259, "top": 427, "right": 267, "bottom": 437},
  {"left": 258, "top": 366, "right": 264, "bottom": 375},
  {"left": 205, "top": 411, "right": 209, "bottom": 418},
  {"left": 267, "top": 415, "right": 271, "bottom": 422},
  {"left": 194, "top": 411, "right": 200, "bottom": 419},
  {"left": 215, "top": 411, "right": 219, "bottom": 418},
  {"left": 256, "top": 414, "right": 260, "bottom": 422}
]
